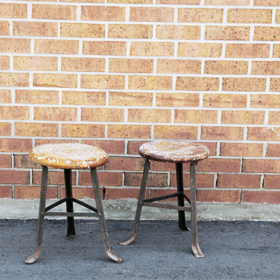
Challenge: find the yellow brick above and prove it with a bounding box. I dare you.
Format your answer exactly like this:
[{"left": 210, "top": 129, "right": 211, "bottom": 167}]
[
  {"left": 81, "top": 6, "right": 125, "bottom": 21},
  {"left": 154, "top": 125, "right": 198, "bottom": 139},
  {"left": 128, "top": 76, "right": 172, "bottom": 90},
  {"left": 35, "top": 39, "right": 79, "bottom": 54},
  {"left": 156, "top": 92, "right": 200, "bottom": 107},
  {"left": 254, "top": 0, "right": 280, "bottom": 6},
  {"left": 250, "top": 94, "right": 280, "bottom": 108},
  {"left": 201, "top": 126, "right": 244, "bottom": 140},
  {"left": 130, "top": 8, "right": 174, "bottom": 22},
  {"left": 32, "top": 4, "right": 76, "bottom": 20},
  {"left": 61, "top": 58, "right": 105, "bottom": 72},
  {"left": 81, "top": 108, "right": 124, "bottom": 122},
  {"left": 203, "top": 94, "right": 247, "bottom": 108},
  {"left": 157, "top": 59, "right": 201, "bottom": 74},
  {"left": 14, "top": 56, "right": 58, "bottom": 71},
  {"left": 107, "top": 124, "right": 151, "bottom": 138},
  {"left": 0, "top": 39, "right": 30, "bottom": 53},
  {"left": 109, "top": 59, "right": 153, "bottom": 73},
  {"left": 0, "top": 21, "right": 10, "bottom": 35},
  {"left": 130, "top": 42, "right": 174, "bottom": 56},
  {"left": 174, "top": 110, "right": 218, "bottom": 124},
  {"left": 0, "top": 106, "right": 29, "bottom": 120},
  {"left": 128, "top": 109, "right": 171, "bottom": 123},
  {"left": 228, "top": 9, "right": 272, "bottom": 23},
  {"left": 205, "top": 26, "right": 250, "bottom": 40},
  {"left": 226, "top": 44, "right": 270, "bottom": 58},
  {"left": 34, "top": 107, "right": 77, "bottom": 121},
  {"left": 62, "top": 91, "right": 106, "bottom": 105},
  {"left": 268, "top": 112, "right": 280, "bottom": 125},
  {"left": 108, "top": 24, "right": 153, "bottom": 39},
  {"left": 178, "top": 8, "right": 223, "bottom": 23},
  {"left": 15, "top": 123, "right": 58, "bottom": 137},
  {"left": 273, "top": 45, "right": 280, "bottom": 57},
  {"left": 13, "top": 22, "right": 57, "bottom": 37},
  {"left": 0, "top": 3, "right": 27, "bottom": 18},
  {"left": 15, "top": 90, "right": 59, "bottom": 104},
  {"left": 0, "top": 73, "right": 29, "bottom": 87},
  {"left": 270, "top": 78, "right": 280, "bottom": 92},
  {"left": 222, "top": 78, "right": 266, "bottom": 91},
  {"left": 205, "top": 61, "right": 248, "bottom": 75},
  {"left": 178, "top": 43, "right": 222, "bottom": 57},
  {"left": 109, "top": 92, "right": 153, "bottom": 106},
  {"left": 81, "top": 75, "right": 125, "bottom": 89},
  {"left": 0, "top": 56, "right": 9, "bottom": 70},
  {"left": 83, "top": 41, "right": 126, "bottom": 55},
  {"left": 61, "top": 124, "right": 105, "bottom": 138},
  {"left": 176, "top": 77, "right": 219, "bottom": 91},
  {"left": 109, "top": 0, "right": 152, "bottom": 2},
  {"left": 221, "top": 110, "right": 265, "bottom": 124},
  {"left": 0, "top": 123, "right": 11, "bottom": 136},
  {"left": 0, "top": 89, "right": 11, "bottom": 103},
  {"left": 205, "top": 0, "right": 250, "bottom": 4},
  {"left": 157, "top": 25, "right": 200, "bottom": 40},
  {"left": 254, "top": 27, "right": 280, "bottom": 41},
  {"left": 252, "top": 61, "right": 280, "bottom": 75},
  {"left": 60, "top": 23, "right": 104, "bottom": 38},
  {"left": 157, "top": 0, "right": 200, "bottom": 3},
  {"left": 33, "top": 74, "right": 77, "bottom": 88}
]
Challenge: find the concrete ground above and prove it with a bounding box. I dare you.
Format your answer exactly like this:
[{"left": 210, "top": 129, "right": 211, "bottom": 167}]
[{"left": 1, "top": 219, "right": 280, "bottom": 280}]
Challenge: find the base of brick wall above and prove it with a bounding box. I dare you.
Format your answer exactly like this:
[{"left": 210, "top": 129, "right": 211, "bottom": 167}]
[{"left": 1, "top": 199, "right": 280, "bottom": 222}]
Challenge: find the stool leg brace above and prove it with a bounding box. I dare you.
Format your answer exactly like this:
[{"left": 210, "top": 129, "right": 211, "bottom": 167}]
[
  {"left": 25, "top": 166, "right": 122, "bottom": 264},
  {"left": 120, "top": 159, "right": 205, "bottom": 258}
]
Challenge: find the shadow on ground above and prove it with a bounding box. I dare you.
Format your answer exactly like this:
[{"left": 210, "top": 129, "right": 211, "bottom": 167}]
[{"left": 0, "top": 219, "right": 280, "bottom": 279}]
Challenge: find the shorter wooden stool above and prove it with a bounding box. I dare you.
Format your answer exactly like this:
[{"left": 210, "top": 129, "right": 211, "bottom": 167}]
[
  {"left": 120, "top": 140, "right": 209, "bottom": 257},
  {"left": 25, "top": 143, "right": 122, "bottom": 264}
]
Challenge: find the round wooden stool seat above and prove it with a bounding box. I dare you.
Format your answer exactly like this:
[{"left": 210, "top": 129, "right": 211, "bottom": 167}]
[
  {"left": 139, "top": 140, "right": 209, "bottom": 163},
  {"left": 30, "top": 143, "right": 108, "bottom": 169}
]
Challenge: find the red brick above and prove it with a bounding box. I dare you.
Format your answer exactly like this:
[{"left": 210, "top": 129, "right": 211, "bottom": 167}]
[
  {"left": 61, "top": 124, "right": 105, "bottom": 138},
  {"left": 81, "top": 108, "right": 124, "bottom": 122},
  {"left": 0, "top": 186, "right": 12, "bottom": 199},
  {"left": 33, "top": 171, "right": 75, "bottom": 185},
  {"left": 247, "top": 127, "right": 280, "bottom": 141},
  {"left": 109, "top": 92, "right": 153, "bottom": 107},
  {"left": 0, "top": 56, "right": 9, "bottom": 70},
  {"left": 150, "top": 161, "right": 177, "bottom": 172},
  {"left": 83, "top": 41, "right": 126, "bottom": 56},
  {"left": 199, "top": 142, "right": 217, "bottom": 156},
  {"left": 0, "top": 138, "right": 32, "bottom": 153},
  {"left": 217, "top": 174, "right": 261, "bottom": 189},
  {"left": 79, "top": 171, "right": 122, "bottom": 186},
  {"left": 0, "top": 3, "right": 27, "bottom": 18},
  {"left": 263, "top": 175, "right": 280, "bottom": 189},
  {"left": 0, "top": 155, "right": 12, "bottom": 168},
  {"left": 170, "top": 173, "right": 214, "bottom": 188},
  {"left": 34, "top": 107, "right": 77, "bottom": 121},
  {"left": 13, "top": 21, "right": 57, "bottom": 37},
  {"left": 174, "top": 110, "right": 218, "bottom": 124},
  {"left": 14, "top": 186, "right": 58, "bottom": 199},
  {"left": 108, "top": 124, "right": 151, "bottom": 139},
  {"left": 32, "top": 4, "right": 76, "bottom": 20},
  {"left": 0, "top": 39, "right": 30, "bottom": 53},
  {"left": 105, "top": 188, "right": 149, "bottom": 200},
  {"left": 149, "top": 189, "right": 180, "bottom": 202},
  {"left": 241, "top": 191, "right": 280, "bottom": 204},
  {"left": 266, "top": 144, "right": 280, "bottom": 157},
  {"left": 35, "top": 139, "right": 78, "bottom": 146},
  {"left": 203, "top": 94, "right": 247, "bottom": 108},
  {"left": 61, "top": 58, "right": 105, "bottom": 72},
  {"left": 243, "top": 159, "right": 280, "bottom": 173},
  {"left": 154, "top": 125, "right": 198, "bottom": 139},
  {"left": 124, "top": 172, "right": 168, "bottom": 187},
  {"left": 130, "top": 7, "right": 174, "bottom": 22},
  {"left": 157, "top": 59, "right": 201, "bottom": 74},
  {"left": 0, "top": 170, "right": 30, "bottom": 184},
  {"left": 222, "top": 78, "right": 266, "bottom": 91},
  {"left": 105, "top": 157, "right": 145, "bottom": 171},
  {"left": 197, "top": 190, "right": 239, "bottom": 203},
  {"left": 201, "top": 126, "right": 244, "bottom": 140},
  {"left": 62, "top": 91, "right": 106, "bottom": 106},
  {"left": 15, "top": 90, "right": 59, "bottom": 104},
  {"left": 127, "top": 141, "right": 151, "bottom": 155},
  {"left": 15, "top": 122, "right": 58, "bottom": 137},
  {"left": 221, "top": 110, "right": 265, "bottom": 124},
  {"left": 81, "top": 6, "right": 125, "bottom": 21},
  {"left": 14, "top": 154, "right": 41, "bottom": 169},
  {"left": 226, "top": 44, "right": 270, "bottom": 58},
  {"left": 0, "top": 106, "right": 29, "bottom": 120},
  {"left": 156, "top": 93, "right": 200, "bottom": 107},
  {"left": 176, "top": 77, "right": 219, "bottom": 91},
  {"left": 198, "top": 158, "right": 241, "bottom": 172},
  {"left": 0, "top": 89, "right": 11, "bottom": 103},
  {"left": 81, "top": 140, "right": 125, "bottom": 155},
  {"left": 220, "top": 143, "right": 263, "bottom": 157},
  {"left": 60, "top": 187, "right": 103, "bottom": 200},
  {"left": 0, "top": 123, "right": 11, "bottom": 136}
]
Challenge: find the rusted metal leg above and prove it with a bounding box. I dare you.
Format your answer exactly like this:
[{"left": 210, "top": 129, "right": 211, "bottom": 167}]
[
  {"left": 64, "top": 169, "right": 76, "bottom": 238},
  {"left": 190, "top": 162, "right": 205, "bottom": 258},
  {"left": 25, "top": 165, "right": 48, "bottom": 264},
  {"left": 119, "top": 159, "right": 150, "bottom": 246},
  {"left": 176, "top": 163, "right": 190, "bottom": 231},
  {"left": 91, "top": 168, "right": 122, "bottom": 263}
]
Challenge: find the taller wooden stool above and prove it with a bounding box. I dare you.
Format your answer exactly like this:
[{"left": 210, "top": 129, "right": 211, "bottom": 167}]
[
  {"left": 119, "top": 140, "right": 209, "bottom": 258},
  {"left": 25, "top": 143, "right": 122, "bottom": 264}
]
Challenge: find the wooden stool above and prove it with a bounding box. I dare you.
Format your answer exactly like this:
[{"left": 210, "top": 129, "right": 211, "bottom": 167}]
[
  {"left": 25, "top": 143, "right": 122, "bottom": 264},
  {"left": 119, "top": 140, "right": 209, "bottom": 258}
]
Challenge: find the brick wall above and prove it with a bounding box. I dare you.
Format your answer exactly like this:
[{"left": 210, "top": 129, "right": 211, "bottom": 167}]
[{"left": 0, "top": 0, "right": 280, "bottom": 205}]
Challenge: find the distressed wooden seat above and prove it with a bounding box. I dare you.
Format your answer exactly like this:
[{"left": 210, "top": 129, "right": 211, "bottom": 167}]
[
  {"left": 25, "top": 143, "right": 122, "bottom": 264},
  {"left": 120, "top": 140, "right": 209, "bottom": 258}
]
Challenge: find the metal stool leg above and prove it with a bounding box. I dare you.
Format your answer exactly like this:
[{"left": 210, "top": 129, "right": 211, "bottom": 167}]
[
  {"left": 176, "top": 163, "right": 190, "bottom": 231},
  {"left": 91, "top": 168, "right": 122, "bottom": 263},
  {"left": 119, "top": 159, "right": 150, "bottom": 246},
  {"left": 190, "top": 162, "right": 205, "bottom": 258},
  {"left": 25, "top": 165, "right": 48, "bottom": 264},
  {"left": 64, "top": 169, "right": 76, "bottom": 238}
]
